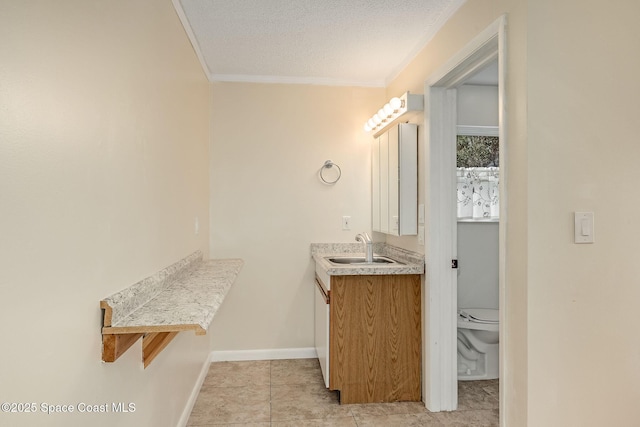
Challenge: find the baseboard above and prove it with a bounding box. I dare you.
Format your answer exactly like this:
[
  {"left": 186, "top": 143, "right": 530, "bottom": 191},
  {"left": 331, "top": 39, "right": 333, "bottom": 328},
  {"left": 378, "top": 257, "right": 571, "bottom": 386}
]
[
  {"left": 177, "top": 352, "right": 213, "bottom": 427},
  {"left": 210, "top": 347, "right": 317, "bottom": 362}
]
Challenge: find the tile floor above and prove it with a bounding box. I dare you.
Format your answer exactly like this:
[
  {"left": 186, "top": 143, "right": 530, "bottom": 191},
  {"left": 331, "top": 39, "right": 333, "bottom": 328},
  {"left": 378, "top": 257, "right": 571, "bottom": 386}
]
[{"left": 187, "top": 359, "right": 499, "bottom": 427}]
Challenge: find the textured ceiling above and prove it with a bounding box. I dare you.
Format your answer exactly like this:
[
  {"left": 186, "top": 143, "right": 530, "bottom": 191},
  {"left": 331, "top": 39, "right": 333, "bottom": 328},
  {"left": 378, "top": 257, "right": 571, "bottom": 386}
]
[{"left": 176, "top": 0, "right": 466, "bottom": 87}]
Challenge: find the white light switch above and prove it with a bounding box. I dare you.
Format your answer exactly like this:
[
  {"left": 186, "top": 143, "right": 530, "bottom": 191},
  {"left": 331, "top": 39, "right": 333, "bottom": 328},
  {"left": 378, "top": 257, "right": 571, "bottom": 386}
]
[
  {"left": 574, "top": 212, "right": 594, "bottom": 244},
  {"left": 418, "top": 225, "right": 425, "bottom": 246},
  {"left": 580, "top": 218, "right": 590, "bottom": 236},
  {"left": 342, "top": 216, "right": 351, "bottom": 230},
  {"left": 418, "top": 204, "right": 425, "bottom": 224}
]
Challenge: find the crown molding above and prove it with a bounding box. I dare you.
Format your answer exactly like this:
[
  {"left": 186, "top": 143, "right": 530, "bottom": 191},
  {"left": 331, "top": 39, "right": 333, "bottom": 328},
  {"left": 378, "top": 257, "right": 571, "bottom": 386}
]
[
  {"left": 172, "top": 0, "right": 212, "bottom": 80},
  {"left": 210, "top": 74, "right": 385, "bottom": 88}
]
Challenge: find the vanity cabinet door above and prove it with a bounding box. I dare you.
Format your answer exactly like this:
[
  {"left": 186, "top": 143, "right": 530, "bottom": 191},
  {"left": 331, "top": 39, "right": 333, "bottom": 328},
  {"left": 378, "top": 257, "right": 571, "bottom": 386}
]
[{"left": 329, "top": 274, "right": 421, "bottom": 404}]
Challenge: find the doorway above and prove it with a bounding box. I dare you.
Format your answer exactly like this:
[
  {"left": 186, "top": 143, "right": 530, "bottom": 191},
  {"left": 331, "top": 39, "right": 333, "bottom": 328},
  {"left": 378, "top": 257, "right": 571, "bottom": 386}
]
[{"left": 422, "top": 15, "right": 506, "bottom": 418}]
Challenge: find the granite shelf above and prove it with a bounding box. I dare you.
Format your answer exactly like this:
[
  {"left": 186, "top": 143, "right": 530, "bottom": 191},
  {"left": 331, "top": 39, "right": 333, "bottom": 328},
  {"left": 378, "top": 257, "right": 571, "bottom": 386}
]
[{"left": 100, "top": 251, "right": 242, "bottom": 368}]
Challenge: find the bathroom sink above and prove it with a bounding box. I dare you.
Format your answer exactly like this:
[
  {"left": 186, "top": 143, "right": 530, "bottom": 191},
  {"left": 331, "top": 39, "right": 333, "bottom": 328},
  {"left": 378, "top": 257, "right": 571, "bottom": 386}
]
[{"left": 325, "top": 256, "right": 403, "bottom": 265}]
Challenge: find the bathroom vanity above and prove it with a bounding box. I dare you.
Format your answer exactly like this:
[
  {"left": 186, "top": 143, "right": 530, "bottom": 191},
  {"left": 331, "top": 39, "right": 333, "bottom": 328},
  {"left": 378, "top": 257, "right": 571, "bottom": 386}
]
[{"left": 311, "top": 243, "right": 424, "bottom": 404}]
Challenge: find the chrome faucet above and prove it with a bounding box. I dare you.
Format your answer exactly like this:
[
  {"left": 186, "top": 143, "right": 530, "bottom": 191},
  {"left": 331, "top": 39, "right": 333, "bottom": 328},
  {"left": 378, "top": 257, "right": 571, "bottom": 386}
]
[{"left": 355, "top": 232, "right": 373, "bottom": 263}]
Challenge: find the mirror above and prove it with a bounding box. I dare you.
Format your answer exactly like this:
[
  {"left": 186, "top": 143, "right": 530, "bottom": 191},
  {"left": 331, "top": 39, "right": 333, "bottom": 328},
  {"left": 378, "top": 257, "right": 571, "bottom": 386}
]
[{"left": 372, "top": 123, "right": 418, "bottom": 236}]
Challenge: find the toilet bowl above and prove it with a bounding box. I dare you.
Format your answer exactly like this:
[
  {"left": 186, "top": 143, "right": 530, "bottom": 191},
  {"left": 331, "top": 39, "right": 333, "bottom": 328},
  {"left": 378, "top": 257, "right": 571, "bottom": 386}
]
[{"left": 457, "top": 308, "right": 499, "bottom": 381}]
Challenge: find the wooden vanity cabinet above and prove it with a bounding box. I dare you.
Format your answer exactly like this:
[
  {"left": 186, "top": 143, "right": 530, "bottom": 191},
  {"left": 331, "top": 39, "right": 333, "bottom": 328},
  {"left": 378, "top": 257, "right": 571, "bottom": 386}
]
[{"left": 316, "top": 273, "right": 422, "bottom": 404}]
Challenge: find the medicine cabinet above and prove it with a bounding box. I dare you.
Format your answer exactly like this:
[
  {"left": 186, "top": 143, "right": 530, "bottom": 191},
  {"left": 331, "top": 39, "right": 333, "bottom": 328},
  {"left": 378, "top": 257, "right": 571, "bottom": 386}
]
[{"left": 372, "top": 123, "right": 418, "bottom": 236}]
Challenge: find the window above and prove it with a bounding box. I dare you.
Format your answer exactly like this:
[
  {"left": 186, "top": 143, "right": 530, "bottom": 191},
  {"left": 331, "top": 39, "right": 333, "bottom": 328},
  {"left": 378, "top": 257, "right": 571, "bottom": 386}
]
[{"left": 456, "top": 134, "right": 499, "bottom": 220}]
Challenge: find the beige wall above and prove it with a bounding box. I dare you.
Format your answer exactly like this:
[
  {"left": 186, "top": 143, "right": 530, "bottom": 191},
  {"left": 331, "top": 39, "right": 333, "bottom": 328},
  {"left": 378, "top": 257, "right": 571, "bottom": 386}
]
[
  {"left": 209, "top": 82, "right": 384, "bottom": 350},
  {"left": 527, "top": 0, "right": 640, "bottom": 425},
  {"left": 0, "top": 1, "right": 210, "bottom": 426}
]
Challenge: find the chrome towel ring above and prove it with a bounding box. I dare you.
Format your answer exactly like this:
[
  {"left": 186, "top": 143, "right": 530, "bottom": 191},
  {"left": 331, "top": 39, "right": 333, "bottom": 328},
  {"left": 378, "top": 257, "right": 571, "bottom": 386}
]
[{"left": 319, "top": 160, "right": 341, "bottom": 184}]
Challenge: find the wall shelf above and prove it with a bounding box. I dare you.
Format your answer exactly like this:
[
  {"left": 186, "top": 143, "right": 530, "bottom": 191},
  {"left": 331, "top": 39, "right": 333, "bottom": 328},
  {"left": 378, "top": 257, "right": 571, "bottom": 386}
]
[{"left": 100, "top": 251, "right": 242, "bottom": 368}]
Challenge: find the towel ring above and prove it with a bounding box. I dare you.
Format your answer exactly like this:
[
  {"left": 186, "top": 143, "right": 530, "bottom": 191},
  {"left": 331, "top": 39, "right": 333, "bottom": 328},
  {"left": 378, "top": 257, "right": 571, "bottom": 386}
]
[{"left": 320, "top": 160, "right": 341, "bottom": 184}]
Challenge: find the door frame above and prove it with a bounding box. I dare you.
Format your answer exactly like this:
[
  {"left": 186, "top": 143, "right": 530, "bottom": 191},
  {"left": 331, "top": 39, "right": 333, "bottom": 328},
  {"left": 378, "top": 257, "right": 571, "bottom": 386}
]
[{"left": 423, "top": 15, "right": 507, "bottom": 413}]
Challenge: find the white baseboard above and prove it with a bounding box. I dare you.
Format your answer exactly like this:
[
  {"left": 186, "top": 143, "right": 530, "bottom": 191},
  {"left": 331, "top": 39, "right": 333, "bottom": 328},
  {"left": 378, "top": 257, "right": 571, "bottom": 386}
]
[
  {"left": 177, "top": 352, "right": 213, "bottom": 427},
  {"left": 211, "top": 347, "right": 317, "bottom": 362}
]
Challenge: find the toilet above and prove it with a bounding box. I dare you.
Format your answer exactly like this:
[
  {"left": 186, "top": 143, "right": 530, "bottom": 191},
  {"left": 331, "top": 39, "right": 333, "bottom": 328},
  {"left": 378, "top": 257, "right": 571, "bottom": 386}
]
[{"left": 457, "top": 308, "right": 499, "bottom": 381}]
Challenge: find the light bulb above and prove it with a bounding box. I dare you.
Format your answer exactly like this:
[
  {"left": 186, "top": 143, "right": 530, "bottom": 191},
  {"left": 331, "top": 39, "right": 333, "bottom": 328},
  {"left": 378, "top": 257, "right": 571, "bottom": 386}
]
[
  {"left": 383, "top": 103, "right": 393, "bottom": 116},
  {"left": 389, "top": 97, "right": 402, "bottom": 110},
  {"left": 368, "top": 118, "right": 376, "bottom": 128},
  {"left": 377, "top": 109, "right": 386, "bottom": 121},
  {"left": 373, "top": 114, "right": 382, "bottom": 125},
  {"left": 364, "top": 123, "right": 371, "bottom": 132}
]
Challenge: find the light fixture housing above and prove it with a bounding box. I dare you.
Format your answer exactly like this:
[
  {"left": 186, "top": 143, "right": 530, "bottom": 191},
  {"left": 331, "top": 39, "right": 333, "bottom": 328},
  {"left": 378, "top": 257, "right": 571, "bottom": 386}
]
[{"left": 364, "top": 92, "right": 424, "bottom": 137}]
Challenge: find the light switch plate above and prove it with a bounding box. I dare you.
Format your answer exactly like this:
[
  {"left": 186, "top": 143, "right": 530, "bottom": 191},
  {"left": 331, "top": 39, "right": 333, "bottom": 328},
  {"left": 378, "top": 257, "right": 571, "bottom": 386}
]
[
  {"left": 418, "top": 225, "right": 425, "bottom": 245},
  {"left": 574, "top": 212, "right": 594, "bottom": 243},
  {"left": 418, "top": 204, "right": 425, "bottom": 224},
  {"left": 342, "top": 216, "right": 351, "bottom": 230}
]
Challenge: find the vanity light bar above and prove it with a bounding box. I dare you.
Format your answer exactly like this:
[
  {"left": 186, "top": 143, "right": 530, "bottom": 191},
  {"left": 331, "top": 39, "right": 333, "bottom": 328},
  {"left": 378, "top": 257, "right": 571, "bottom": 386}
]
[{"left": 363, "top": 92, "right": 424, "bottom": 136}]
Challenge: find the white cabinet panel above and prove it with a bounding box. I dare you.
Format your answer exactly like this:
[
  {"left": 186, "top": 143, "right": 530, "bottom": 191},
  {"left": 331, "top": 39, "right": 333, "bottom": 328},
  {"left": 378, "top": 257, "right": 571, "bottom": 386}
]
[
  {"left": 379, "top": 131, "right": 389, "bottom": 234},
  {"left": 372, "top": 137, "right": 381, "bottom": 232},
  {"left": 314, "top": 278, "right": 330, "bottom": 388},
  {"left": 388, "top": 127, "right": 399, "bottom": 233},
  {"left": 372, "top": 123, "right": 417, "bottom": 236}
]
